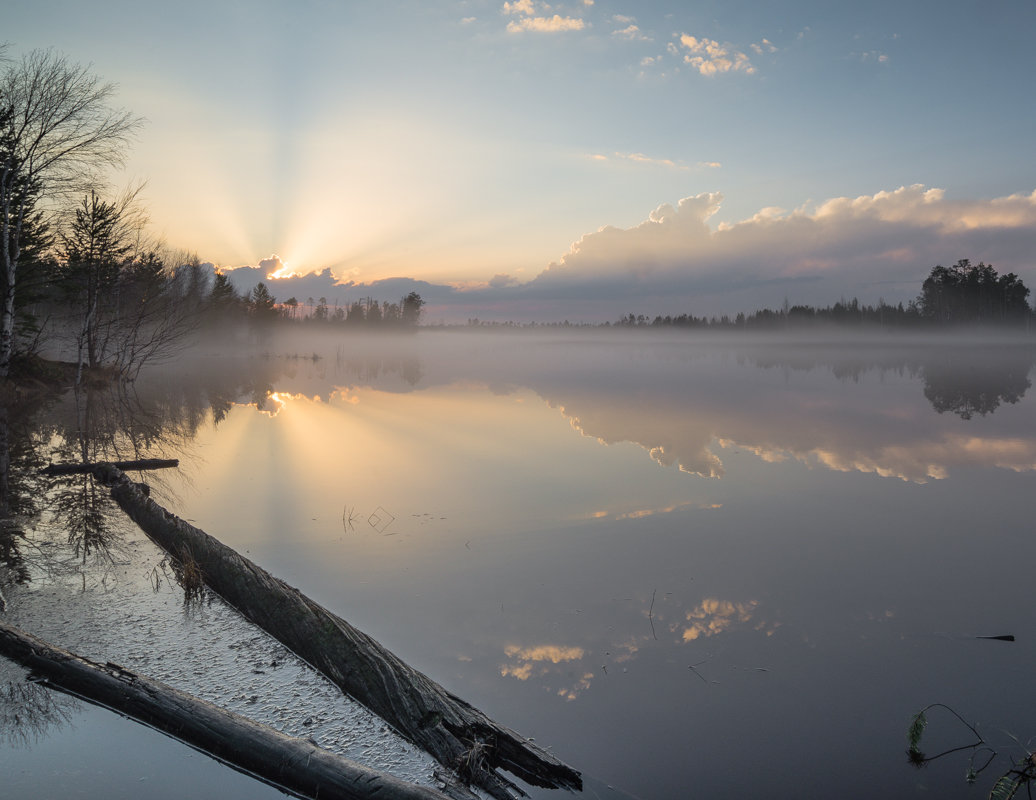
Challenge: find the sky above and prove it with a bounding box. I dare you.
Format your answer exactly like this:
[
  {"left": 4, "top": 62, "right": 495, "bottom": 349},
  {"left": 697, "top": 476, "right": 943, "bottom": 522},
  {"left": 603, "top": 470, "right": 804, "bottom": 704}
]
[{"left": 6, "top": 0, "right": 1036, "bottom": 321}]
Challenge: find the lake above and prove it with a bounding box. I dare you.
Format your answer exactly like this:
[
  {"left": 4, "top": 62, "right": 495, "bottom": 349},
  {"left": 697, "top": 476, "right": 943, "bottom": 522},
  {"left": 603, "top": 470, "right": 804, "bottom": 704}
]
[{"left": 2, "top": 329, "right": 1036, "bottom": 799}]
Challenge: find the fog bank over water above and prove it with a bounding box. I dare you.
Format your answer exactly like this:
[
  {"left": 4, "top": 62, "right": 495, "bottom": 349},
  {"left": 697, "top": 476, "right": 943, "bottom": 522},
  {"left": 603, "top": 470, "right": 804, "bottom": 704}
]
[
  {"left": 164, "top": 328, "right": 1036, "bottom": 485},
  {"left": 6, "top": 328, "right": 1036, "bottom": 799},
  {"left": 144, "top": 328, "right": 1036, "bottom": 799}
]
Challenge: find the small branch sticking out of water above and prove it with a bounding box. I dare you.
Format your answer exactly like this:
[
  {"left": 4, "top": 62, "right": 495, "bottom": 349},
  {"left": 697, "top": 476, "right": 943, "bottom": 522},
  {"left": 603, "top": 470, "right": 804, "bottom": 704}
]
[
  {"left": 40, "top": 459, "right": 178, "bottom": 476},
  {"left": 648, "top": 589, "right": 657, "bottom": 641}
]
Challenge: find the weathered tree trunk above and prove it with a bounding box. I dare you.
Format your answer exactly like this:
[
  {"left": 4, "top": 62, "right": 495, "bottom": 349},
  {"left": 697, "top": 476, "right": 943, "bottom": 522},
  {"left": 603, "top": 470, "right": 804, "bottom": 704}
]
[
  {"left": 0, "top": 276, "right": 14, "bottom": 380},
  {"left": 40, "top": 458, "right": 179, "bottom": 476},
  {"left": 91, "top": 464, "right": 581, "bottom": 800},
  {"left": 0, "top": 220, "right": 19, "bottom": 380},
  {"left": 0, "top": 620, "right": 454, "bottom": 800}
]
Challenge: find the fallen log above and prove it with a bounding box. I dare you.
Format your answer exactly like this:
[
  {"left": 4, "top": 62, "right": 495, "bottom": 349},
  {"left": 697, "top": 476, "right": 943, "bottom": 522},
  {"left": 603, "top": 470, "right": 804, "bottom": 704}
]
[
  {"left": 91, "top": 463, "right": 581, "bottom": 800},
  {"left": 0, "top": 619, "right": 454, "bottom": 800},
  {"left": 41, "top": 458, "right": 179, "bottom": 476}
]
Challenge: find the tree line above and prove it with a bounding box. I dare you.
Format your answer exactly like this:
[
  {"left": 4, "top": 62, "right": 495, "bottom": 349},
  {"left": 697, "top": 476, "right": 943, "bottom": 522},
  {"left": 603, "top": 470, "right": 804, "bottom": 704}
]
[
  {"left": 238, "top": 282, "right": 425, "bottom": 329},
  {"left": 465, "top": 259, "right": 1032, "bottom": 331},
  {"left": 466, "top": 262, "right": 1031, "bottom": 331},
  {"left": 629, "top": 261, "right": 1031, "bottom": 330},
  {"left": 0, "top": 49, "right": 424, "bottom": 382}
]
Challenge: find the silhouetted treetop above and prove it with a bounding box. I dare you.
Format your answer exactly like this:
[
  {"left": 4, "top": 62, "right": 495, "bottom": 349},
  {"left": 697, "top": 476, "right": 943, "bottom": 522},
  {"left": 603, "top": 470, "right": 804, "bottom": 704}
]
[
  {"left": 918, "top": 259, "right": 1030, "bottom": 325},
  {"left": 1, "top": 49, "right": 143, "bottom": 377}
]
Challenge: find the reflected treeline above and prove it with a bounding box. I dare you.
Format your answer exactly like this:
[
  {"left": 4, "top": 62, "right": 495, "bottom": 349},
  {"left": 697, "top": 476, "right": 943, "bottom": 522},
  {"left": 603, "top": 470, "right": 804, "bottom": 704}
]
[
  {"left": 334, "top": 351, "right": 424, "bottom": 389},
  {"left": 0, "top": 660, "right": 79, "bottom": 747},
  {"left": 741, "top": 341, "right": 1035, "bottom": 420},
  {"left": 0, "top": 358, "right": 291, "bottom": 589},
  {"left": 922, "top": 350, "right": 1032, "bottom": 420},
  {"left": 0, "top": 392, "right": 57, "bottom": 592},
  {"left": 43, "top": 380, "right": 217, "bottom": 568},
  {"left": 0, "top": 351, "right": 410, "bottom": 586},
  {"left": 0, "top": 358, "right": 292, "bottom": 746},
  {"left": 5, "top": 337, "right": 1031, "bottom": 597}
]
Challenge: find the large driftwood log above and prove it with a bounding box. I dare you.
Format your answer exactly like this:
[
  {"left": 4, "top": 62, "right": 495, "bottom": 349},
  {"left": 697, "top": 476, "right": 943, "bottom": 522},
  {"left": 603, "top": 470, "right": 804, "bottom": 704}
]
[
  {"left": 92, "top": 464, "right": 581, "bottom": 800},
  {"left": 0, "top": 620, "right": 453, "bottom": 800},
  {"left": 41, "top": 458, "right": 179, "bottom": 476}
]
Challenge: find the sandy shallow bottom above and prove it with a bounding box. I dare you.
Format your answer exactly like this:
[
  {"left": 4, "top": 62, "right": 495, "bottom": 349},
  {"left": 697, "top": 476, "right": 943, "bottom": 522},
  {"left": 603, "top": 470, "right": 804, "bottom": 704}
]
[{"left": 0, "top": 508, "right": 446, "bottom": 795}]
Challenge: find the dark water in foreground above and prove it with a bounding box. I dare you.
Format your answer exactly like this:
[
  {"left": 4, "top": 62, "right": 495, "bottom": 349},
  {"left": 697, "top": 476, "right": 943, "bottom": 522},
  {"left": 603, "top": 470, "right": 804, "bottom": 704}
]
[{"left": 2, "top": 330, "right": 1036, "bottom": 799}]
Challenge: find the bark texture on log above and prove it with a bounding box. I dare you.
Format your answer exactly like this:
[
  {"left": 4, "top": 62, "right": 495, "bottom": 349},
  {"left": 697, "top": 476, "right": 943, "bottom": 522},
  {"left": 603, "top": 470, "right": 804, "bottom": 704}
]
[
  {"left": 92, "top": 464, "right": 581, "bottom": 800},
  {"left": 0, "top": 620, "right": 453, "bottom": 800},
  {"left": 41, "top": 458, "right": 179, "bottom": 476}
]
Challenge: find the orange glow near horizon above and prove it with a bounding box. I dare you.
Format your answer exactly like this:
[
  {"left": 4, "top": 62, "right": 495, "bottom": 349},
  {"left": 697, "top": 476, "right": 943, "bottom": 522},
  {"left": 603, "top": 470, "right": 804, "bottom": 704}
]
[
  {"left": 180, "top": 380, "right": 715, "bottom": 550},
  {"left": 267, "top": 262, "right": 302, "bottom": 280}
]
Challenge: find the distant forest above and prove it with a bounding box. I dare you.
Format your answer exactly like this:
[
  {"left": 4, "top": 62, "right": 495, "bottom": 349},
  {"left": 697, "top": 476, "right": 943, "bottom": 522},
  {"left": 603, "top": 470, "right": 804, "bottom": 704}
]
[
  {"left": 246, "top": 257, "right": 1034, "bottom": 333},
  {"left": 464, "top": 259, "right": 1035, "bottom": 331}
]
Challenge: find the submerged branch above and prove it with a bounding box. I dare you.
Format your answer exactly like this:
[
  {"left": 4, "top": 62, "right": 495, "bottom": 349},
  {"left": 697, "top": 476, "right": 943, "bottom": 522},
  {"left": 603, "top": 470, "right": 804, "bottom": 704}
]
[{"left": 40, "top": 458, "right": 179, "bottom": 476}]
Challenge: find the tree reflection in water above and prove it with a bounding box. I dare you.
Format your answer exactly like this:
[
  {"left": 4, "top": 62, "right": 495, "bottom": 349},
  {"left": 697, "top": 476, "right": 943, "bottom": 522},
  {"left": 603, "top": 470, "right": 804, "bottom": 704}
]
[
  {"left": 0, "top": 353, "right": 329, "bottom": 601},
  {"left": 922, "top": 348, "right": 1033, "bottom": 420},
  {"left": 2, "top": 339, "right": 1035, "bottom": 790},
  {"left": 0, "top": 360, "right": 292, "bottom": 748},
  {"left": 743, "top": 340, "right": 1035, "bottom": 420},
  {"left": 0, "top": 660, "right": 79, "bottom": 747}
]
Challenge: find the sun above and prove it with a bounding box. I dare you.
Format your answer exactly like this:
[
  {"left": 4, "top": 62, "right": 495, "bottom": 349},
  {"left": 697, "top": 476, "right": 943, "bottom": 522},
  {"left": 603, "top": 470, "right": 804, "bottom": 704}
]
[{"left": 267, "top": 259, "right": 300, "bottom": 280}]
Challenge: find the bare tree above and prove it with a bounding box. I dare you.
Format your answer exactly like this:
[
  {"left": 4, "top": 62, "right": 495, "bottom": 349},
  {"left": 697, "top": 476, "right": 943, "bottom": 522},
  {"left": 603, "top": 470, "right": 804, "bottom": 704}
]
[
  {"left": 58, "top": 186, "right": 203, "bottom": 381},
  {"left": 0, "top": 48, "right": 142, "bottom": 377}
]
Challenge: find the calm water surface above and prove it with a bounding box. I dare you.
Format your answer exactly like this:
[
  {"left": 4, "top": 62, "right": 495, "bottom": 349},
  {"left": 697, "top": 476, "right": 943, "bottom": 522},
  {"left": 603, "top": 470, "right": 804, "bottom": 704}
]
[{"left": 3, "top": 330, "right": 1036, "bottom": 799}]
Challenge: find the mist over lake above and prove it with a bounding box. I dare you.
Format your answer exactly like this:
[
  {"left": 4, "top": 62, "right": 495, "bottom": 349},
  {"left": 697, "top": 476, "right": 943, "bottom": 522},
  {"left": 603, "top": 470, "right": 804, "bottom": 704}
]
[
  {"left": 2, "top": 329, "right": 1036, "bottom": 799},
  {"left": 5, "top": 0, "right": 1036, "bottom": 793}
]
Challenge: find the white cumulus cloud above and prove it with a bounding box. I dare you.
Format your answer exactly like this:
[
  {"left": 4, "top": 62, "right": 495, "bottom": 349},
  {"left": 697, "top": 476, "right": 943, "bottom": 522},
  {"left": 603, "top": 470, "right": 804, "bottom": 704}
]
[
  {"left": 501, "top": 0, "right": 535, "bottom": 15},
  {"left": 523, "top": 186, "right": 1036, "bottom": 315},
  {"left": 507, "top": 14, "right": 586, "bottom": 32},
  {"left": 612, "top": 24, "right": 649, "bottom": 41},
  {"left": 677, "top": 34, "right": 755, "bottom": 75}
]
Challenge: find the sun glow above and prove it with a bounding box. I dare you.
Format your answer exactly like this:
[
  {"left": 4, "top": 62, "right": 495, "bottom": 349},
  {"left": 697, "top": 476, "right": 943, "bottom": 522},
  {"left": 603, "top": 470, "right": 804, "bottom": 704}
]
[{"left": 268, "top": 262, "right": 301, "bottom": 280}]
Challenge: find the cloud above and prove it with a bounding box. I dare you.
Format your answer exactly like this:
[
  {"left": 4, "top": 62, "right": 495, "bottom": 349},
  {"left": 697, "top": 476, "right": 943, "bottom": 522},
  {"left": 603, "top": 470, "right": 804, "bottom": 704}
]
[
  {"left": 521, "top": 343, "right": 1036, "bottom": 486},
  {"left": 588, "top": 151, "right": 688, "bottom": 170},
  {"left": 501, "top": 0, "right": 535, "bottom": 14},
  {"left": 222, "top": 266, "right": 460, "bottom": 309},
  {"left": 859, "top": 50, "right": 889, "bottom": 63},
  {"left": 221, "top": 186, "right": 1036, "bottom": 324},
  {"left": 500, "top": 644, "right": 592, "bottom": 699},
  {"left": 507, "top": 14, "right": 586, "bottom": 33},
  {"left": 750, "top": 38, "right": 777, "bottom": 55},
  {"left": 502, "top": 0, "right": 586, "bottom": 32},
  {"left": 489, "top": 273, "right": 520, "bottom": 288},
  {"left": 677, "top": 34, "right": 755, "bottom": 75},
  {"left": 555, "top": 388, "right": 726, "bottom": 477},
  {"left": 513, "top": 185, "right": 1036, "bottom": 319},
  {"left": 538, "top": 193, "right": 723, "bottom": 283},
  {"left": 682, "top": 599, "right": 759, "bottom": 641},
  {"left": 612, "top": 24, "right": 648, "bottom": 41},
  {"left": 259, "top": 254, "right": 290, "bottom": 277}
]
